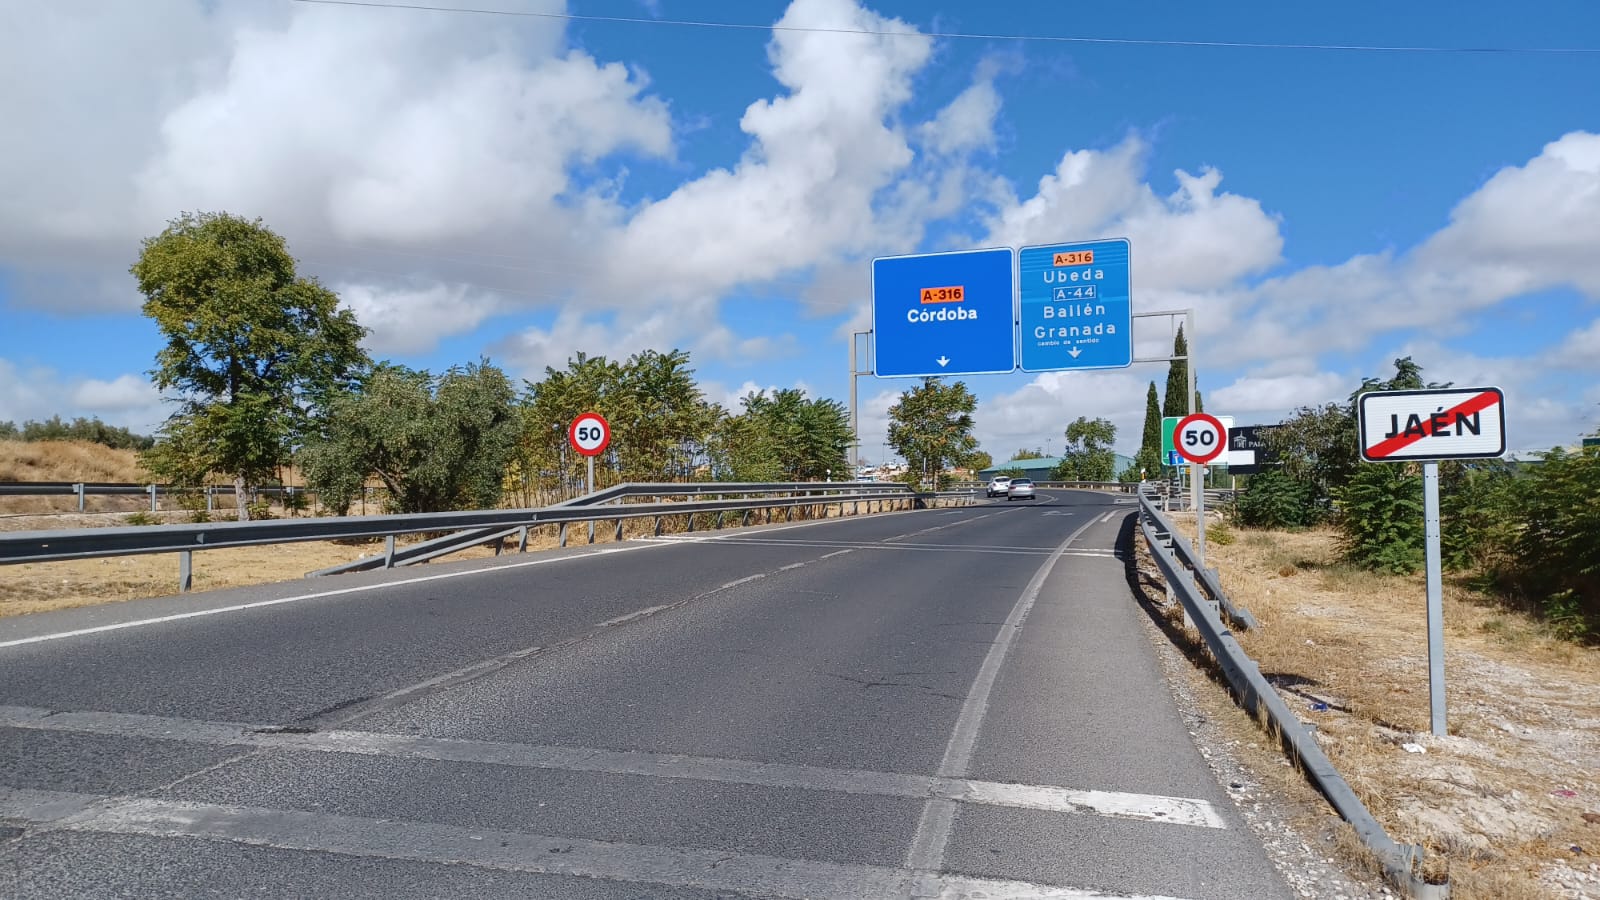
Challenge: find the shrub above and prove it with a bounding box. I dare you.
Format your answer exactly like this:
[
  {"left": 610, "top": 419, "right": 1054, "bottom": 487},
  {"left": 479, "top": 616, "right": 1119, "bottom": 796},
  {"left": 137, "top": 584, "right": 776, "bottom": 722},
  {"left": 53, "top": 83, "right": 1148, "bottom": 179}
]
[
  {"left": 1233, "top": 470, "right": 1312, "bottom": 529},
  {"left": 1336, "top": 462, "right": 1424, "bottom": 574}
]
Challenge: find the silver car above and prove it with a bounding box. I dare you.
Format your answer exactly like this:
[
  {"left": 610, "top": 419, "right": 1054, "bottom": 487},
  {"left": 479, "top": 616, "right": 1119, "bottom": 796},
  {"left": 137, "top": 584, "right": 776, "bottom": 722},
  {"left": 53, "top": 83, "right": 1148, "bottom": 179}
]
[
  {"left": 1006, "top": 478, "right": 1037, "bottom": 501},
  {"left": 986, "top": 476, "right": 1012, "bottom": 498}
]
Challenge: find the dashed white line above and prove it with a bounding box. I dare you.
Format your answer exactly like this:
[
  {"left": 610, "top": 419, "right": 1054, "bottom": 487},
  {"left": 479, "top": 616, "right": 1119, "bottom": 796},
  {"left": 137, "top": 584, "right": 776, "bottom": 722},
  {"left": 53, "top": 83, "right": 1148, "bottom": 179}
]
[
  {"left": 818, "top": 549, "right": 854, "bottom": 559},
  {"left": 596, "top": 604, "right": 671, "bottom": 628},
  {"left": 779, "top": 562, "right": 808, "bottom": 572}
]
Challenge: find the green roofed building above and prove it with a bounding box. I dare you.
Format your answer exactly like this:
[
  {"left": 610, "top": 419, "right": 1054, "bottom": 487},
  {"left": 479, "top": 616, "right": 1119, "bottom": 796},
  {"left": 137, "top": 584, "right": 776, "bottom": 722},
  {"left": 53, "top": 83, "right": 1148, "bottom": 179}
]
[{"left": 977, "top": 454, "right": 1138, "bottom": 482}]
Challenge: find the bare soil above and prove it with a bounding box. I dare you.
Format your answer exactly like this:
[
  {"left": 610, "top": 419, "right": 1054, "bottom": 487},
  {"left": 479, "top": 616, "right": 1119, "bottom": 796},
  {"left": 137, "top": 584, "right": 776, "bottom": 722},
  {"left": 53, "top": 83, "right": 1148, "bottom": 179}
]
[{"left": 1151, "top": 516, "right": 1600, "bottom": 899}]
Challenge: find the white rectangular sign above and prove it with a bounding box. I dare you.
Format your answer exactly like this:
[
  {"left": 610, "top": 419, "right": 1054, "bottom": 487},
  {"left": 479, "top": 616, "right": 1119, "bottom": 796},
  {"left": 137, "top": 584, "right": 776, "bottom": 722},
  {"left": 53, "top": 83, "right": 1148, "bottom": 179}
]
[{"left": 1357, "top": 387, "right": 1506, "bottom": 462}]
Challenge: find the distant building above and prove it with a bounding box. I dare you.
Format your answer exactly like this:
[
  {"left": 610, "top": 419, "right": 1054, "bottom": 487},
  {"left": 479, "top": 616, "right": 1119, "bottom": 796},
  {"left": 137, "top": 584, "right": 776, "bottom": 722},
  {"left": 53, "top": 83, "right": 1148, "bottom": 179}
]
[{"left": 977, "top": 454, "right": 1137, "bottom": 482}]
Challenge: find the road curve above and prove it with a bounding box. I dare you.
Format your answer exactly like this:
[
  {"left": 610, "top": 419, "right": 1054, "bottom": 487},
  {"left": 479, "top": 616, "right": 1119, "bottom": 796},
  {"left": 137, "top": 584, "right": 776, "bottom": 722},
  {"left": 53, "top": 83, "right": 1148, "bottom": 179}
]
[{"left": 0, "top": 490, "right": 1292, "bottom": 899}]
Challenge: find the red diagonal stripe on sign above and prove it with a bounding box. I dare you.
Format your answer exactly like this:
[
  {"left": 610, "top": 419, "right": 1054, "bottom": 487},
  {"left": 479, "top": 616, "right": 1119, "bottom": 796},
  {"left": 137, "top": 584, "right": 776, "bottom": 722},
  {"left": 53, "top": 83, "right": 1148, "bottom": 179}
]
[{"left": 1366, "top": 389, "right": 1500, "bottom": 459}]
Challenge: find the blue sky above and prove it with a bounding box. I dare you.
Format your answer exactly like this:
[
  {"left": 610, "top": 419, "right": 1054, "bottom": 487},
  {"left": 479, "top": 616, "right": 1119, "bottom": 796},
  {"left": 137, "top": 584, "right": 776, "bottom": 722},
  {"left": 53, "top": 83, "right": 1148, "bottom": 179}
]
[{"left": 2, "top": 0, "right": 1597, "bottom": 461}]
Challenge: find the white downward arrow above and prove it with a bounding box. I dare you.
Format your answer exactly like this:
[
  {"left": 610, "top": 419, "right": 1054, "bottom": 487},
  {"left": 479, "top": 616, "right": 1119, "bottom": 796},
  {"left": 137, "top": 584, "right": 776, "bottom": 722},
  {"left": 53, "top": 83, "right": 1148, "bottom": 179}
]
[
  {"left": 1068, "top": 347, "right": 1082, "bottom": 358},
  {"left": 936, "top": 356, "right": 950, "bottom": 367}
]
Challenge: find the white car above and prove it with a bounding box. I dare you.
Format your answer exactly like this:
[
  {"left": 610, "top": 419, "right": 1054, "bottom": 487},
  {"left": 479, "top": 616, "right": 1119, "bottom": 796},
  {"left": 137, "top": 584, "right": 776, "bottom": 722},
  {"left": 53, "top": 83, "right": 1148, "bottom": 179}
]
[{"left": 986, "top": 476, "right": 1012, "bottom": 498}]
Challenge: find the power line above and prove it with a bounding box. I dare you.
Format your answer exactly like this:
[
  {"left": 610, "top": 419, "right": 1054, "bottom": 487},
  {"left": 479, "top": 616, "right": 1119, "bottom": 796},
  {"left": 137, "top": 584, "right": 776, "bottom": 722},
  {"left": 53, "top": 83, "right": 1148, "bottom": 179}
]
[{"left": 288, "top": 0, "right": 1600, "bottom": 55}]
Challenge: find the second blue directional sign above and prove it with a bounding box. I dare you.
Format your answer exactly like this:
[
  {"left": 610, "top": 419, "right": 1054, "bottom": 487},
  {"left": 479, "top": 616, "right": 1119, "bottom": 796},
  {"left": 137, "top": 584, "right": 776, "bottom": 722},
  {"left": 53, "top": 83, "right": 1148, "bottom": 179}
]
[
  {"left": 1019, "top": 238, "right": 1132, "bottom": 372},
  {"left": 872, "top": 248, "right": 1016, "bottom": 378}
]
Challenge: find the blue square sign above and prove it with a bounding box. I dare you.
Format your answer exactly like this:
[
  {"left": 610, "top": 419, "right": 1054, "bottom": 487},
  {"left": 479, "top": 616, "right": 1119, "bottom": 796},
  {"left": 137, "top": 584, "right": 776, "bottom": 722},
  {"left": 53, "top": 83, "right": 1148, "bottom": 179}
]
[
  {"left": 872, "top": 248, "right": 1016, "bottom": 378},
  {"left": 1019, "top": 239, "right": 1132, "bottom": 372}
]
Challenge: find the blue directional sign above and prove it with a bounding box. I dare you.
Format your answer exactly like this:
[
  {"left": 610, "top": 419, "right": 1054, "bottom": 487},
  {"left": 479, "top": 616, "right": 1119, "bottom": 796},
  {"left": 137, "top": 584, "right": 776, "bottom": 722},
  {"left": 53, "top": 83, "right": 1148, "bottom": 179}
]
[
  {"left": 1019, "top": 238, "right": 1132, "bottom": 372},
  {"left": 872, "top": 248, "right": 1016, "bottom": 378}
]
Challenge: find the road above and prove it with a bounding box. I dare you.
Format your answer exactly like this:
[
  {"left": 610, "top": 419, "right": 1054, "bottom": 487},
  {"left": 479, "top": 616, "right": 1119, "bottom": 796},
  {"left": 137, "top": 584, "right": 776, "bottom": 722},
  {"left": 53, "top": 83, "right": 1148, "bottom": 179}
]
[{"left": 0, "top": 490, "right": 1293, "bottom": 899}]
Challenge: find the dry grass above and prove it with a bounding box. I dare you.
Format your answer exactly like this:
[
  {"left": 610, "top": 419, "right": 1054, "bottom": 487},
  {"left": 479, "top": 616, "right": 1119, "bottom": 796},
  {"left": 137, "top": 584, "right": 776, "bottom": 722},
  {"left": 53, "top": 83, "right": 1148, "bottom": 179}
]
[{"left": 1153, "top": 516, "right": 1600, "bottom": 899}]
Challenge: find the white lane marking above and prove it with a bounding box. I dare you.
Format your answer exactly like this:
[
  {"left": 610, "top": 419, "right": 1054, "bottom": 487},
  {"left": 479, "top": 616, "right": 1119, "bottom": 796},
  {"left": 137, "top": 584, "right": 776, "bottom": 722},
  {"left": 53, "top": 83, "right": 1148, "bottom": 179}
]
[
  {"left": 717, "top": 573, "right": 766, "bottom": 591},
  {"left": 818, "top": 549, "right": 854, "bottom": 559},
  {"left": 0, "top": 541, "right": 660, "bottom": 651},
  {"left": 1100, "top": 511, "right": 1116, "bottom": 524},
  {"left": 0, "top": 705, "right": 1225, "bottom": 829},
  {"left": 779, "top": 562, "right": 808, "bottom": 572},
  {"left": 882, "top": 512, "right": 1002, "bottom": 543},
  {"left": 595, "top": 604, "right": 671, "bottom": 628},
  {"left": 0, "top": 788, "right": 1199, "bottom": 900},
  {"left": 905, "top": 517, "right": 1100, "bottom": 875}
]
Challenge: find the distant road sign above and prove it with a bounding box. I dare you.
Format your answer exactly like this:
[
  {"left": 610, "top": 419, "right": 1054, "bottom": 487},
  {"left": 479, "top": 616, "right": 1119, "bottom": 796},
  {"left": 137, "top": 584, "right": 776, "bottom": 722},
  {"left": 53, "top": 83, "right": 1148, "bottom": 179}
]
[
  {"left": 1225, "top": 424, "right": 1281, "bottom": 474},
  {"left": 871, "top": 248, "right": 1016, "bottom": 378},
  {"left": 1358, "top": 388, "right": 1506, "bottom": 462},
  {"left": 569, "top": 412, "right": 611, "bottom": 457},
  {"left": 1175, "top": 413, "right": 1227, "bottom": 465},
  {"left": 1018, "top": 238, "right": 1132, "bottom": 372},
  {"left": 1165, "top": 450, "right": 1181, "bottom": 467}
]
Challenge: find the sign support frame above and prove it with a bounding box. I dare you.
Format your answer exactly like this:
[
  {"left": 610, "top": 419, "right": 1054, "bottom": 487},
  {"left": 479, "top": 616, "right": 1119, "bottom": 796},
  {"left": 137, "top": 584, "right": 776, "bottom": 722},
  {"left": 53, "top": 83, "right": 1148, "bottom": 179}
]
[{"left": 1423, "top": 461, "right": 1446, "bottom": 737}]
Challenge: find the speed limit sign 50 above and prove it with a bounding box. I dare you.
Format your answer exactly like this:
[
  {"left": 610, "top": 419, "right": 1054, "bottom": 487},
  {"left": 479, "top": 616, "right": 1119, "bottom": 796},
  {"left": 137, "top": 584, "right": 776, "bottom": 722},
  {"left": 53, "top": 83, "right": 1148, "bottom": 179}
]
[
  {"left": 1174, "top": 412, "right": 1226, "bottom": 465},
  {"left": 568, "top": 412, "right": 611, "bottom": 457}
]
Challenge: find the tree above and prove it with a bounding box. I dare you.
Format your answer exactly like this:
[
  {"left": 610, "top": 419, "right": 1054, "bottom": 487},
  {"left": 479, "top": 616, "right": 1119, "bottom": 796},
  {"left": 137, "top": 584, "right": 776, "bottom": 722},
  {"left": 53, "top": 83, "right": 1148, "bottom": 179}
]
[
  {"left": 964, "top": 450, "right": 993, "bottom": 472},
  {"left": 1161, "top": 326, "right": 1192, "bottom": 419},
  {"left": 133, "top": 212, "right": 368, "bottom": 518},
  {"left": 725, "top": 389, "right": 852, "bottom": 481},
  {"left": 1010, "top": 448, "right": 1047, "bottom": 461},
  {"left": 300, "top": 361, "right": 519, "bottom": 514},
  {"left": 887, "top": 378, "right": 978, "bottom": 488},
  {"left": 1051, "top": 417, "right": 1117, "bottom": 482},
  {"left": 1134, "top": 381, "right": 1162, "bottom": 479}
]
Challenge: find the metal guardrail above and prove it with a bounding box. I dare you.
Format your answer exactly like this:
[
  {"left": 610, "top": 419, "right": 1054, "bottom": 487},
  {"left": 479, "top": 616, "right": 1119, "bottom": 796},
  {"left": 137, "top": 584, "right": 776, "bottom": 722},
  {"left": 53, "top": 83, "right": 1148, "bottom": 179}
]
[
  {"left": 0, "top": 480, "right": 310, "bottom": 513},
  {"left": 1134, "top": 485, "right": 1446, "bottom": 898},
  {"left": 0, "top": 481, "right": 967, "bottom": 591}
]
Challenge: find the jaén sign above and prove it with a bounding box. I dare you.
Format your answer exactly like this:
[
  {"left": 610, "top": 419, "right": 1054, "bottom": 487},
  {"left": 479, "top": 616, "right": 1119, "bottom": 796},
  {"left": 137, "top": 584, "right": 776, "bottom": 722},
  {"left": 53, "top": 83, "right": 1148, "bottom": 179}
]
[
  {"left": 1357, "top": 387, "right": 1505, "bottom": 463},
  {"left": 569, "top": 412, "right": 611, "bottom": 457}
]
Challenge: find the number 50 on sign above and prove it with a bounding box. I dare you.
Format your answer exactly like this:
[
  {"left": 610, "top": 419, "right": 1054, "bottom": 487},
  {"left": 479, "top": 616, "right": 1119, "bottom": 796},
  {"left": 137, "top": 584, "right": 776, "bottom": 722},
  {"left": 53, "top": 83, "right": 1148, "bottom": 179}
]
[{"left": 1175, "top": 413, "right": 1226, "bottom": 465}]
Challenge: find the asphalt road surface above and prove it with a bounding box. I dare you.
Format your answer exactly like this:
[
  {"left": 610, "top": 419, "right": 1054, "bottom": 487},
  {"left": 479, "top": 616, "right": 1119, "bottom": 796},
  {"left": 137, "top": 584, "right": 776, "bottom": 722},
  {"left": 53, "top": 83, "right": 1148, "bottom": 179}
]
[{"left": 0, "top": 490, "right": 1294, "bottom": 899}]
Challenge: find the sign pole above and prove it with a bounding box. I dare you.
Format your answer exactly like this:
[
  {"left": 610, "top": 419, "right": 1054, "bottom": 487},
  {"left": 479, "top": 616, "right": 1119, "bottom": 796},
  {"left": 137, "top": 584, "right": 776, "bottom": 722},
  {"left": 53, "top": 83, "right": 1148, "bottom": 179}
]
[
  {"left": 1423, "top": 461, "right": 1446, "bottom": 737},
  {"left": 1193, "top": 462, "right": 1206, "bottom": 567},
  {"left": 586, "top": 455, "right": 596, "bottom": 543},
  {"left": 849, "top": 333, "right": 858, "bottom": 471}
]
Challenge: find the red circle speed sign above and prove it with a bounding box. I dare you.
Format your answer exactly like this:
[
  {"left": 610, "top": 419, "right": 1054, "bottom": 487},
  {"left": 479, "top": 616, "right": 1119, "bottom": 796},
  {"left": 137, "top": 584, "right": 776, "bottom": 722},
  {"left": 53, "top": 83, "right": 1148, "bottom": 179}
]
[
  {"left": 568, "top": 412, "right": 611, "bottom": 457},
  {"left": 1174, "top": 412, "right": 1226, "bottom": 465}
]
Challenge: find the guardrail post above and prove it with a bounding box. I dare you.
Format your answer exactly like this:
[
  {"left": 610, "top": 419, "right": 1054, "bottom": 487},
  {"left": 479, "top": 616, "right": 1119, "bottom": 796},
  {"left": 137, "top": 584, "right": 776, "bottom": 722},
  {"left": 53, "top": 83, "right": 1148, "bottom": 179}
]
[
  {"left": 518, "top": 526, "right": 529, "bottom": 553},
  {"left": 558, "top": 523, "right": 568, "bottom": 548},
  {"left": 179, "top": 551, "right": 192, "bottom": 593},
  {"left": 614, "top": 518, "right": 623, "bottom": 541},
  {"left": 687, "top": 513, "right": 696, "bottom": 533},
  {"left": 714, "top": 511, "right": 724, "bottom": 530},
  {"left": 653, "top": 516, "right": 663, "bottom": 536},
  {"left": 588, "top": 518, "right": 596, "bottom": 544},
  {"left": 205, "top": 486, "right": 214, "bottom": 513},
  {"left": 74, "top": 483, "right": 85, "bottom": 512},
  {"left": 148, "top": 484, "right": 158, "bottom": 513},
  {"left": 785, "top": 506, "right": 793, "bottom": 522},
  {"left": 741, "top": 510, "right": 751, "bottom": 527},
  {"left": 383, "top": 535, "right": 396, "bottom": 569}
]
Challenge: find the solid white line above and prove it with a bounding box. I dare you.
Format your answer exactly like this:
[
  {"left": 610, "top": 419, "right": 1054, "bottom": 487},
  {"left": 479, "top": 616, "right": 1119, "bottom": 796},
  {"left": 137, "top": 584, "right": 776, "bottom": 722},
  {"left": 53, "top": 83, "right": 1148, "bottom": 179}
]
[
  {"left": 818, "top": 549, "right": 854, "bottom": 559},
  {"left": 779, "top": 561, "right": 808, "bottom": 571},
  {"left": 0, "top": 788, "right": 1197, "bottom": 900},
  {"left": 0, "top": 705, "right": 1224, "bottom": 829},
  {"left": 0, "top": 542, "right": 660, "bottom": 651},
  {"left": 904, "top": 517, "right": 1099, "bottom": 874}
]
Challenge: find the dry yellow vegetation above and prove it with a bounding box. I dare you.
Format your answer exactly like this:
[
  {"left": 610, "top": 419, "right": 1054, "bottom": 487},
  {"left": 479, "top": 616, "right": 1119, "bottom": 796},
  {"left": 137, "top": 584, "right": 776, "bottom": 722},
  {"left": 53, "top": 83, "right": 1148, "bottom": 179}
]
[{"left": 1146, "top": 517, "right": 1599, "bottom": 900}]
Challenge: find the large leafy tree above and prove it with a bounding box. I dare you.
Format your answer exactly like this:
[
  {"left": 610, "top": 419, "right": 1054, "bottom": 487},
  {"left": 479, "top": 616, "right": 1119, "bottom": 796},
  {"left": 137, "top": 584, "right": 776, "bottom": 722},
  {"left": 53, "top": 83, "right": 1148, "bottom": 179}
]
[
  {"left": 1051, "top": 416, "right": 1117, "bottom": 482},
  {"left": 133, "top": 212, "right": 368, "bottom": 518},
  {"left": 300, "top": 361, "right": 519, "bottom": 514},
  {"left": 713, "top": 389, "right": 851, "bottom": 481},
  {"left": 887, "top": 378, "right": 978, "bottom": 488}
]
